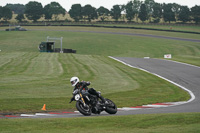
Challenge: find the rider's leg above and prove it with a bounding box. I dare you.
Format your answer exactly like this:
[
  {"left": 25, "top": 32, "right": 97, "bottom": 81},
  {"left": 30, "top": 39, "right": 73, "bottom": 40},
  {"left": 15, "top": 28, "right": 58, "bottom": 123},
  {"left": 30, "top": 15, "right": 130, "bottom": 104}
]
[{"left": 88, "top": 88, "right": 106, "bottom": 103}]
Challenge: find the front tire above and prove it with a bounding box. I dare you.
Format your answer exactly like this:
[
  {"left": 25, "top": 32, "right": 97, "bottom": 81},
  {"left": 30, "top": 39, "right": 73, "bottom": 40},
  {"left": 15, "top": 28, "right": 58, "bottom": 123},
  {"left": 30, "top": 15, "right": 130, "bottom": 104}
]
[
  {"left": 105, "top": 99, "right": 117, "bottom": 114},
  {"left": 76, "top": 101, "right": 91, "bottom": 116}
]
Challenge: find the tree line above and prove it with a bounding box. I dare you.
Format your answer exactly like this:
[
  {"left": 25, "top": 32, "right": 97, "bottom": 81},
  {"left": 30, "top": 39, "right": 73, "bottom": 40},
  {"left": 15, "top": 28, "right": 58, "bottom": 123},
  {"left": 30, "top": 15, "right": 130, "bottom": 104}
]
[
  {"left": 0, "top": 0, "right": 200, "bottom": 24},
  {"left": 0, "top": 1, "right": 65, "bottom": 22}
]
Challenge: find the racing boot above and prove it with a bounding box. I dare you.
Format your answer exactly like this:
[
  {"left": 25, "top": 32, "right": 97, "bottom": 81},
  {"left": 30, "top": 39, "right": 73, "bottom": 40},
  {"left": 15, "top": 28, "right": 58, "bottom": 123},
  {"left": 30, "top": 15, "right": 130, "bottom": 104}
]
[{"left": 97, "top": 91, "right": 109, "bottom": 106}]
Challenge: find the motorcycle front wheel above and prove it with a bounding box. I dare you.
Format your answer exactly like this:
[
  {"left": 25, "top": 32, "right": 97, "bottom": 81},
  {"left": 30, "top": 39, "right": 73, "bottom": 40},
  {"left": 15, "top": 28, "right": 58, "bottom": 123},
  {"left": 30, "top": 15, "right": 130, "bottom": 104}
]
[
  {"left": 76, "top": 101, "right": 91, "bottom": 116},
  {"left": 105, "top": 99, "right": 117, "bottom": 114}
]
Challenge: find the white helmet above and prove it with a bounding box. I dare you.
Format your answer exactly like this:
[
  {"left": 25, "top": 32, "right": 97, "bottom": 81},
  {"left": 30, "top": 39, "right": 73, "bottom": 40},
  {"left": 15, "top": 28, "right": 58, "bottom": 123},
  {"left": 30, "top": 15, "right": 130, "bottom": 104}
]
[{"left": 70, "top": 77, "right": 79, "bottom": 86}]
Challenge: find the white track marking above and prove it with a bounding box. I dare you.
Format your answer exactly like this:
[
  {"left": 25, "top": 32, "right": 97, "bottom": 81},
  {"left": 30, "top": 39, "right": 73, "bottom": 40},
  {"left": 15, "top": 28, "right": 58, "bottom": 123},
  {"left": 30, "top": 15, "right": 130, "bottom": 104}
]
[
  {"left": 16, "top": 57, "right": 197, "bottom": 117},
  {"left": 108, "top": 56, "right": 195, "bottom": 106},
  {"left": 35, "top": 113, "right": 55, "bottom": 116},
  {"left": 20, "top": 114, "right": 36, "bottom": 117}
]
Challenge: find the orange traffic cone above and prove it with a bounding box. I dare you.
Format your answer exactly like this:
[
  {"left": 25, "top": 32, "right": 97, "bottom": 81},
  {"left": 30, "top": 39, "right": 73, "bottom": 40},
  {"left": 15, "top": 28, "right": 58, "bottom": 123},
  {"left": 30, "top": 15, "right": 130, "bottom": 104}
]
[{"left": 41, "top": 104, "right": 46, "bottom": 111}]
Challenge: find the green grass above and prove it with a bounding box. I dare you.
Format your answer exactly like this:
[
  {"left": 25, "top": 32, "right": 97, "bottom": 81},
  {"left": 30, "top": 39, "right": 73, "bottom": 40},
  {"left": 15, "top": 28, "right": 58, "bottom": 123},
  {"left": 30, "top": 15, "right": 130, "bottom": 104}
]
[
  {"left": 0, "top": 26, "right": 200, "bottom": 66},
  {"left": 0, "top": 26, "right": 199, "bottom": 113},
  {"left": 0, "top": 26, "right": 199, "bottom": 132},
  {"left": 1, "top": 25, "right": 200, "bottom": 40},
  {"left": 23, "top": 26, "right": 200, "bottom": 40},
  {"left": 0, "top": 113, "right": 200, "bottom": 133},
  {"left": 0, "top": 53, "right": 189, "bottom": 113}
]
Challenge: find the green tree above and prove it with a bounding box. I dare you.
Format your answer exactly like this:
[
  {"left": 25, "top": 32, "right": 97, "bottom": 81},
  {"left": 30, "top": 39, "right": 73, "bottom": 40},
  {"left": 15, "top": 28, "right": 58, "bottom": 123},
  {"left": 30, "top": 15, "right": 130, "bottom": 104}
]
[
  {"left": 120, "top": 4, "right": 126, "bottom": 13},
  {"left": 44, "top": 2, "right": 65, "bottom": 21},
  {"left": 5, "top": 4, "right": 25, "bottom": 14},
  {"left": 120, "top": 4, "right": 126, "bottom": 21},
  {"left": 133, "top": 0, "right": 142, "bottom": 22},
  {"left": 69, "top": 4, "right": 82, "bottom": 22},
  {"left": 171, "top": 3, "right": 181, "bottom": 21},
  {"left": 178, "top": 6, "right": 191, "bottom": 23},
  {"left": 43, "top": 4, "right": 51, "bottom": 20},
  {"left": 82, "top": 4, "right": 97, "bottom": 22},
  {"left": 191, "top": 5, "right": 200, "bottom": 24},
  {"left": 145, "top": 0, "right": 155, "bottom": 22},
  {"left": 125, "top": 1, "right": 136, "bottom": 22},
  {"left": 110, "top": 5, "right": 121, "bottom": 21},
  {"left": 138, "top": 4, "right": 148, "bottom": 22},
  {"left": 16, "top": 13, "right": 25, "bottom": 22},
  {"left": 0, "top": 6, "right": 3, "bottom": 20},
  {"left": 152, "top": 2, "right": 162, "bottom": 23},
  {"left": 2, "top": 6, "right": 12, "bottom": 21},
  {"left": 97, "top": 6, "right": 110, "bottom": 22},
  {"left": 25, "top": 1, "right": 43, "bottom": 22},
  {"left": 163, "top": 3, "right": 175, "bottom": 23}
]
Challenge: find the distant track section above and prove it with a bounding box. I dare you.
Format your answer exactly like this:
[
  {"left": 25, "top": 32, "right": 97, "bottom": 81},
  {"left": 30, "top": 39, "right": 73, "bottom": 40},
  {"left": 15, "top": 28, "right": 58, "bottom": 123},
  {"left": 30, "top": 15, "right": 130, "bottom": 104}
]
[{"left": 30, "top": 29, "right": 200, "bottom": 43}]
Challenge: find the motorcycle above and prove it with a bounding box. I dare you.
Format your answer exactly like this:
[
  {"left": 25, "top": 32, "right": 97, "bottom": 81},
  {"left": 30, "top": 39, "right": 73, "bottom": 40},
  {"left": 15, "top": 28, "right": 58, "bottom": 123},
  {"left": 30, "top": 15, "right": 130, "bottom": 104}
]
[{"left": 70, "top": 89, "right": 117, "bottom": 116}]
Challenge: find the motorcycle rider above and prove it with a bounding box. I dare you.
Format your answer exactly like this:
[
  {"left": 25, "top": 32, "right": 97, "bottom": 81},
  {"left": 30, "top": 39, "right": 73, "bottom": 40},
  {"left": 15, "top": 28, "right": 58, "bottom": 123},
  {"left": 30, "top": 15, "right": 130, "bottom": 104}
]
[{"left": 69, "top": 77, "right": 107, "bottom": 105}]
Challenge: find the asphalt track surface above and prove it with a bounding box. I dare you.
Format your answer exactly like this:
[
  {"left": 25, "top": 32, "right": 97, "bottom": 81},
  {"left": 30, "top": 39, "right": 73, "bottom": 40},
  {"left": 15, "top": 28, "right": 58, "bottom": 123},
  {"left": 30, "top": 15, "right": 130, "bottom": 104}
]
[
  {"left": 110, "top": 57, "right": 200, "bottom": 115},
  {"left": 69, "top": 30, "right": 200, "bottom": 43},
  {"left": 31, "top": 29, "right": 200, "bottom": 43},
  {"left": 1, "top": 29, "right": 200, "bottom": 118}
]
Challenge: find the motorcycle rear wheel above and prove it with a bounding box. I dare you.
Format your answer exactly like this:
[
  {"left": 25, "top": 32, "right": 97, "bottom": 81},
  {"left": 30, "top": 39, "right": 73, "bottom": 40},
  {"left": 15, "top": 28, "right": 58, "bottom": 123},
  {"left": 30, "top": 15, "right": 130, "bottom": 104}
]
[
  {"left": 76, "top": 101, "right": 91, "bottom": 116},
  {"left": 105, "top": 99, "right": 117, "bottom": 114}
]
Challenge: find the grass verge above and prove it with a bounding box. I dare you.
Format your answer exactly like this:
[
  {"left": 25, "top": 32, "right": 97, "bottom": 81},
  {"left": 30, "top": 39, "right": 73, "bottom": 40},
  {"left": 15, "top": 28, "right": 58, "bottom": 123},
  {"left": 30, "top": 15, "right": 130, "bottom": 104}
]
[
  {"left": 0, "top": 27, "right": 199, "bottom": 66},
  {"left": 0, "top": 113, "right": 200, "bottom": 133},
  {"left": 0, "top": 53, "right": 190, "bottom": 113}
]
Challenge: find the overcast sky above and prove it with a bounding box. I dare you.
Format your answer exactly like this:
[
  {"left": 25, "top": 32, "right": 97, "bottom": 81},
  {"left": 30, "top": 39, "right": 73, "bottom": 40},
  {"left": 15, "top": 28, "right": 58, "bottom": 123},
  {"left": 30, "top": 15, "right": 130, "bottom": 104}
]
[{"left": 1, "top": 0, "right": 199, "bottom": 11}]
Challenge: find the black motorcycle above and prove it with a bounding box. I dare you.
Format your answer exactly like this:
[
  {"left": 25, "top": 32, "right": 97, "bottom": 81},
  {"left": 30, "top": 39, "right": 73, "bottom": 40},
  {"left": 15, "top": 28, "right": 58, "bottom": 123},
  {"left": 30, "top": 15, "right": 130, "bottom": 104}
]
[{"left": 70, "top": 89, "right": 117, "bottom": 116}]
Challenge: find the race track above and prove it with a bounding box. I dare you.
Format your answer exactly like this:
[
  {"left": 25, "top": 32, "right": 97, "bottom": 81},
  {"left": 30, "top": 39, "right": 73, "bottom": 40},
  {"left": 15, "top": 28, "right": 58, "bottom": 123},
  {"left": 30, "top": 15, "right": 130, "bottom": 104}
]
[
  {"left": 1, "top": 29, "right": 200, "bottom": 119},
  {"left": 60, "top": 58, "right": 200, "bottom": 116},
  {"left": 3, "top": 57, "right": 199, "bottom": 119},
  {"left": 110, "top": 57, "right": 200, "bottom": 115},
  {"left": 31, "top": 29, "right": 200, "bottom": 43}
]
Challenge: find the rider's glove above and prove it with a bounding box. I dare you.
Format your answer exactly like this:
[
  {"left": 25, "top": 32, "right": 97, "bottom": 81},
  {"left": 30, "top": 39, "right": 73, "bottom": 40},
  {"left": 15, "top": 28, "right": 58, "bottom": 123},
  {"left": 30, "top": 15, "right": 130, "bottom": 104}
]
[{"left": 73, "top": 89, "right": 78, "bottom": 95}]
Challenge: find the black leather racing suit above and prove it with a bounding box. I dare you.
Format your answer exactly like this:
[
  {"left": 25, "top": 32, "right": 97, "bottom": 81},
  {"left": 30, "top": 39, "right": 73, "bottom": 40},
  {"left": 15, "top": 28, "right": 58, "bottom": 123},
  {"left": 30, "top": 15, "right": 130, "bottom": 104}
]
[{"left": 72, "top": 81, "right": 105, "bottom": 103}]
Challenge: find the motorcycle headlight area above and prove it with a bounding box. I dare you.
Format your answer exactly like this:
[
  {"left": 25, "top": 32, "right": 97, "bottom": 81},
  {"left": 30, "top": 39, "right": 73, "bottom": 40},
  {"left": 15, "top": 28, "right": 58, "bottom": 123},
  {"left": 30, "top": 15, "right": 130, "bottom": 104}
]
[{"left": 75, "top": 94, "right": 80, "bottom": 101}]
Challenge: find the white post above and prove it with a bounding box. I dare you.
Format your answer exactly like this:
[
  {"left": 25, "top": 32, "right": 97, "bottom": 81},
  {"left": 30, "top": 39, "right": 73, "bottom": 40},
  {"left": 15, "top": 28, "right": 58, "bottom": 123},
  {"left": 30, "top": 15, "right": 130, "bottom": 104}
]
[
  {"left": 60, "top": 37, "right": 63, "bottom": 53},
  {"left": 47, "top": 36, "right": 49, "bottom": 42}
]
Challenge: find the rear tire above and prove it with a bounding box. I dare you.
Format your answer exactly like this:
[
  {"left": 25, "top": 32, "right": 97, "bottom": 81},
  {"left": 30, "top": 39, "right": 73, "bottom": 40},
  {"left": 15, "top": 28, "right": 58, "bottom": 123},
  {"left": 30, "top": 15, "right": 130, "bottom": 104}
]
[
  {"left": 105, "top": 99, "right": 117, "bottom": 114},
  {"left": 76, "top": 101, "right": 91, "bottom": 116}
]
